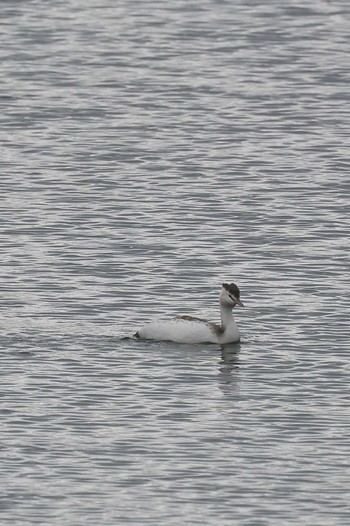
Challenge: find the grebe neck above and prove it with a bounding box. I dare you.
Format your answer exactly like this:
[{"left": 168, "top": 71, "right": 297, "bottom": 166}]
[{"left": 220, "top": 303, "right": 235, "bottom": 332}]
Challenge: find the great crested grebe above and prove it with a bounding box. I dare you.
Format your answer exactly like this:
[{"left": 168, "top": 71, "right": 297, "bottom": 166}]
[{"left": 134, "top": 282, "right": 244, "bottom": 344}]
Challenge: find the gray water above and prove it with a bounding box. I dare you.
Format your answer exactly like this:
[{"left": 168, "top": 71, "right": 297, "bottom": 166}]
[{"left": 2, "top": 1, "right": 350, "bottom": 524}]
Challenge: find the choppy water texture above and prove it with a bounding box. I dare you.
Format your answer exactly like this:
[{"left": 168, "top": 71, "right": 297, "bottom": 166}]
[{"left": 1, "top": 0, "right": 350, "bottom": 524}]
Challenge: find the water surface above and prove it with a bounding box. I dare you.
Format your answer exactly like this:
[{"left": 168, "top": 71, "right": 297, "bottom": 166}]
[{"left": 1, "top": 0, "right": 350, "bottom": 524}]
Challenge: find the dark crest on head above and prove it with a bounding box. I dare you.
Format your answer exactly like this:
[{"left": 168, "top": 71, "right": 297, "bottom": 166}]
[{"left": 222, "top": 282, "right": 240, "bottom": 299}]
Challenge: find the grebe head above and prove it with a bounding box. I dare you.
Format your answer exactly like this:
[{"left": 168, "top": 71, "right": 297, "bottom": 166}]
[{"left": 220, "top": 282, "right": 244, "bottom": 308}]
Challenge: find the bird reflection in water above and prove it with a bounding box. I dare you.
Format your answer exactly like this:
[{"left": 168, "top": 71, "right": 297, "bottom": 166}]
[{"left": 218, "top": 342, "right": 241, "bottom": 387}]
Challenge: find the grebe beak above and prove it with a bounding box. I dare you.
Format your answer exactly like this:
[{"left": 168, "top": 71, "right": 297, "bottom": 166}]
[{"left": 235, "top": 299, "right": 244, "bottom": 307}]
